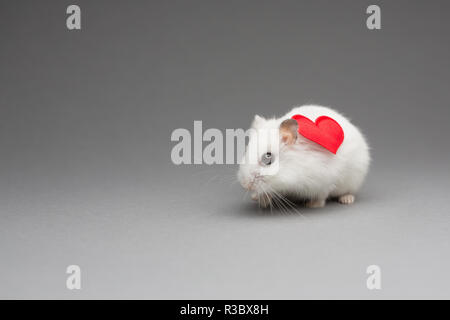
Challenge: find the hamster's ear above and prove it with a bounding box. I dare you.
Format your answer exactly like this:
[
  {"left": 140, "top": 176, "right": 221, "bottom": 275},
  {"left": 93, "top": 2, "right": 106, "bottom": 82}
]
[
  {"left": 279, "top": 119, "right": 298, "bottom": 145},
  {"left": 251, "top": 115, "right": 266, "bottom": 128}
]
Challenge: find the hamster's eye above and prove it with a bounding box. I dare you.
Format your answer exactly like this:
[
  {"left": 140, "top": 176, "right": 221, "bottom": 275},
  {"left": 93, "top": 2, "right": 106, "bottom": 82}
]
[{"left": 261, "top": 152, "right": 274, "bottom": 166}]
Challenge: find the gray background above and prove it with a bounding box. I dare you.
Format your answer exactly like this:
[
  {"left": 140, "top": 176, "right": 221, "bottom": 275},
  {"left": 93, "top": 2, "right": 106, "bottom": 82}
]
[{"left": 1, "top": 0, "right": 450, "bottom": 299}]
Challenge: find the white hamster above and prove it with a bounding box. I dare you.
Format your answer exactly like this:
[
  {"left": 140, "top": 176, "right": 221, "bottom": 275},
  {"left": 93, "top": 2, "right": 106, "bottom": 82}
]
[{"left": 237, "top": 105, "right": 370, "bottom": 208}]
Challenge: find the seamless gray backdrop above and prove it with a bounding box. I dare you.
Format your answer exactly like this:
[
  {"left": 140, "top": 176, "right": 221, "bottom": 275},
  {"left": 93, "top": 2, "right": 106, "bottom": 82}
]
[{"left": 1, "top": 0, "right": 450, "bottom": 299}]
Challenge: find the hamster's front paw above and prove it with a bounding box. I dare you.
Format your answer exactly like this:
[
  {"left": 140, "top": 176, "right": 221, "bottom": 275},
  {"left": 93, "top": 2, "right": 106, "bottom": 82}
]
[
  {"left": 338, "top": 194, "right": 355, "bottom": 205},
  {"left": 260, "top": 193, "right": 272, "bottom": 209},
  {"left": 306, "top": 199, "right": 326, "bottom": 208},
  {"left": 251, "top": 192, "right": 272, "bottom": 209}
]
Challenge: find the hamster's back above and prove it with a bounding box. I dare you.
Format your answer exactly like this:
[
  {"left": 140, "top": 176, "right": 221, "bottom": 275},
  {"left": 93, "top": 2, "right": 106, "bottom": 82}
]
[{"left": 284, "top": 105, "right": 370, "bottom": 194}]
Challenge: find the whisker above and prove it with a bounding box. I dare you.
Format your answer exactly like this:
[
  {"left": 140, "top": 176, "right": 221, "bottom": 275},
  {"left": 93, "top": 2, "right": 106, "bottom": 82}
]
[{"left": 265, "top": 185, "right": 306, "bottom": 218}]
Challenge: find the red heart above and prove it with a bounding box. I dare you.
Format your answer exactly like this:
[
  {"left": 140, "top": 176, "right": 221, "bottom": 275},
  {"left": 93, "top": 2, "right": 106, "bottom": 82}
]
[{"left": 291, "top": 114, "right": 344, "bottom": 154}]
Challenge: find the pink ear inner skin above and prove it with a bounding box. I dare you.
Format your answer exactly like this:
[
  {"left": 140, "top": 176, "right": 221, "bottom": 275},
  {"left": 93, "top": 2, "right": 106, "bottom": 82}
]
[{"left": 291, "top": 114, "right": 344, "bottom": 154}]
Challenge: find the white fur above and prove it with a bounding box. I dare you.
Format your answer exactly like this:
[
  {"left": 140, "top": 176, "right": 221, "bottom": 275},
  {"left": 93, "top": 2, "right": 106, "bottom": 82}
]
[{"left": 237, "top": 105, "right": 370, "bottom": 207}]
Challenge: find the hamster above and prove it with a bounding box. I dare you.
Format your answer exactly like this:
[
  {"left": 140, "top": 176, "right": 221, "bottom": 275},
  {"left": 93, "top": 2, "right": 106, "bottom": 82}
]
[{"left": 237, "top": 105, "right": 370, "bottom": 208}]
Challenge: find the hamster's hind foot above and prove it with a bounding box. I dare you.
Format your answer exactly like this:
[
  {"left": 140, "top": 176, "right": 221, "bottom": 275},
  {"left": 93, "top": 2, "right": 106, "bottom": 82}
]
[
  {"left": 338, "top": 194, "right": 355, "bottom": 205},
  {"left": 306, "top": 199, "right": 326, "bottom": 208}
]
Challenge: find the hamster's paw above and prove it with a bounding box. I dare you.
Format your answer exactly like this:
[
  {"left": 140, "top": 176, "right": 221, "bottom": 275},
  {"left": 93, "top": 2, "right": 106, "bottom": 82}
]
[
  {"left": 251, "top": 192, "right": 272, "bottom": 209},
  {"left": 338, "top": 194, "right": 355, "bottom": 205},
  {"left": 306, "top": 199, "right": 326, "bottom": 208},
  {"left": 259, "top": 193, "right": 272, "bottom": 209}
]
